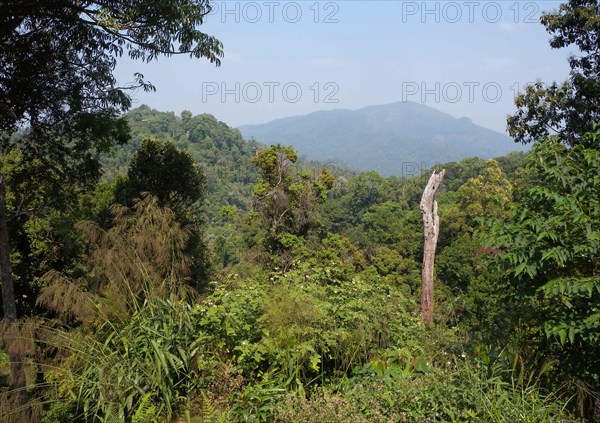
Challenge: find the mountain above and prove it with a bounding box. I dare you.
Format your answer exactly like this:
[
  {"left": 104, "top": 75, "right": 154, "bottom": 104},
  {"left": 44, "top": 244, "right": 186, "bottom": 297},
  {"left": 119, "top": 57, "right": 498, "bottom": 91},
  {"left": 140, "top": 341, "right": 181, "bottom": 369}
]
[{"left": 238, "top": 102, "right": 526, "bottom": 176}]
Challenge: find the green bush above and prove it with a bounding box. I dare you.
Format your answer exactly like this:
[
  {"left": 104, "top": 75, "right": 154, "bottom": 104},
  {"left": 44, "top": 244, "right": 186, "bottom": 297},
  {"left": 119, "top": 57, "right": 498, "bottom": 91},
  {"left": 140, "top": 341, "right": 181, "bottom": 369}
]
[
  {"left": 339, "top": 357, "right": 576, "bottom": 422},
  {"left": 269, "top": 361, "right": 575, "bottom": 422},
  {"left": 48, "top": 298, "right": 205, "bottom": 422},
  {"left": 200, "top": 254, "right": 422, "bottom": 392}
]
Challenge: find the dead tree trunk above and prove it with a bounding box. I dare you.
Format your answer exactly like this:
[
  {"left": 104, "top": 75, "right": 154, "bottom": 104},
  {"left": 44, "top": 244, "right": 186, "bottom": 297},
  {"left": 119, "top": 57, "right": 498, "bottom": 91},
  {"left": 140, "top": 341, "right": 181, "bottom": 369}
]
[{"left": 419, "top": 169, "right": 445, "bottom": 325}]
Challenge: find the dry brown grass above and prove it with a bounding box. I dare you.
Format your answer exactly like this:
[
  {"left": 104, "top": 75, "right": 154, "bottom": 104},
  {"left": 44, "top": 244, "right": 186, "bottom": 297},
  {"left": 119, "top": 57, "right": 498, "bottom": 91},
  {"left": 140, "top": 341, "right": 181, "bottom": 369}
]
[{"left": 37, "top": 194, "right": 197, "bottom": 325}]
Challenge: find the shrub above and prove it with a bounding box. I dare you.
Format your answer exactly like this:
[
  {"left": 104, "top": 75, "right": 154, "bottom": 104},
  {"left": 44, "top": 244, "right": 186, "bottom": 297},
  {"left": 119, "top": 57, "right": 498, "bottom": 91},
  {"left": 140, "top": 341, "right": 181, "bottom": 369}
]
[{"left": 47, "top": 298, "right": 205, "bottom": 422}]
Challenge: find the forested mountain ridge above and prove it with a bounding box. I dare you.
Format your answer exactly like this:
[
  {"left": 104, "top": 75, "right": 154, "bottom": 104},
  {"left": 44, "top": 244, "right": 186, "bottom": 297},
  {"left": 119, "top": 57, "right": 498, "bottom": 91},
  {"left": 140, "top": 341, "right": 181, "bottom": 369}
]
[
  {"left": 101, "top": 105, "right": 262, "bottom": 224},
  {"left": 104, "top": 105, "right": 259, "bottom": 186},
  {"left": 239, "top": 101, "right": 526, "bottom": 176},
  {"left": 103, "top": 105, "right": 357, "bottom": 224},
  {"left": 108, "top": 104, "right": 524, "bottom": 194}
]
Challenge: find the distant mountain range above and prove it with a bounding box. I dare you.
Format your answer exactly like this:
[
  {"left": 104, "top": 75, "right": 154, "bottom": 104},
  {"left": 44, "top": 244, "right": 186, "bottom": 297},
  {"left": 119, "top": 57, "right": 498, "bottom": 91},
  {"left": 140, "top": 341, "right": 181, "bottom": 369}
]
[{"left": 238, "top": 102, "right": 526, "bottom": 176}]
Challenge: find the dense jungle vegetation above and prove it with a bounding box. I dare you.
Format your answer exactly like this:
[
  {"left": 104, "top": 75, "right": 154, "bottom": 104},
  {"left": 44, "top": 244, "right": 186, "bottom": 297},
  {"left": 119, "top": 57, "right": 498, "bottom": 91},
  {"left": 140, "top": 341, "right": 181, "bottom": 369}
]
[{"left": 1, "top": 0, "right": 599, "bottom": 421}]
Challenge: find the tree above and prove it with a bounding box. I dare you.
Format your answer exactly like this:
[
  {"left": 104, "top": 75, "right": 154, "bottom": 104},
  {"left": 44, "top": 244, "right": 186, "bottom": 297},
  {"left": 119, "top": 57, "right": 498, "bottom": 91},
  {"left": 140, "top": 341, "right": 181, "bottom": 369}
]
[
  {"left": 456, "top": 160, "right": 512, "bottom": 224},
  {"left": 419, "top": 170, "right": 445, "bottom": 325},
  {"left": 434, "top": 161, "right": 513, "bottom": 340},
  {"left": 39, "top": 194, "right": 196, "bottom": 324},
  {"left": 0, "top": 0, "right": 222, "bottom": 408},
  {"left": 119, "top": 138, "right": 206, "bottom": 210},
  {"left": 362, "top": 201, "right": 407, "bottom": 246},
  {"left": 507, "top": 0, "right": 600, "bottom": 147},
  {"left": 0, "top": 0, "right": 221, "bottom": 317},
  {"left": 116, "top": 138, "right": 210, "bottom": 288},
  {"left": 37, "top": 195, "right": 199, "bottom": 421},
  {"left": 481, "top": 127, "right": 600, "bottom": 417},
  {"left": 1, "top": 0, "right": 222, "bottom": 136},
  {"left": 347, "top": 171, "right": 390, "bottom": 217},
  {"left": 441, "top": 157, "right": 487, "bottom": 192},
  {"left": 181, "top": 110, "right": 193, "bottom": 123},
  {"left": 250, "top": 145, "right": 334, "bottom": 267},
  {"left": 0, "top": 149, "right": 98, "bottom": 316}
]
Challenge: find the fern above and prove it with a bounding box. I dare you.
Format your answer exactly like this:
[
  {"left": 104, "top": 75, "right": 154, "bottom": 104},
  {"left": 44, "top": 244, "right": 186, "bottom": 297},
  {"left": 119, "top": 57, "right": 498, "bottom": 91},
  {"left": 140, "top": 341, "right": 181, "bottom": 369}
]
[
  {"left": 198, "top": 392, "right": 226, "bottom": 423},
  {"left": 132, "top": 393, "right": 157, "bottom": 423}
]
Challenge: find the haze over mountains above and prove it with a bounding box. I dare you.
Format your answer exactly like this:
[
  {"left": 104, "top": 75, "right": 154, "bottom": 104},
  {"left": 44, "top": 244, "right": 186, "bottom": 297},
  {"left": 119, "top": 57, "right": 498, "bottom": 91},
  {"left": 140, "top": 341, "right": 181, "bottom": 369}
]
[{"left": 238, "top": 102, "right": 526, "bottom": 176}]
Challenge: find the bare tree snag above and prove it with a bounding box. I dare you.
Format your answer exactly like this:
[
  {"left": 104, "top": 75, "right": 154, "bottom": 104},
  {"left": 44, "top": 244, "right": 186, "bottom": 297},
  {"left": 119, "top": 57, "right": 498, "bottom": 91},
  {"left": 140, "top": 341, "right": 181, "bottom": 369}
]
[{"left": 419, "top": 169, "right": 445, "bottom": 325}]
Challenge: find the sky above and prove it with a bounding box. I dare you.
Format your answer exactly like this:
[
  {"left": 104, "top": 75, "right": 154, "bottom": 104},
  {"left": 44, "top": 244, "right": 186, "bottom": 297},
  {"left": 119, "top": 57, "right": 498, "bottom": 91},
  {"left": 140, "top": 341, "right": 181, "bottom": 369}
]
[{"left": 114, "top": 1, "right": 572, "bottom": 134}]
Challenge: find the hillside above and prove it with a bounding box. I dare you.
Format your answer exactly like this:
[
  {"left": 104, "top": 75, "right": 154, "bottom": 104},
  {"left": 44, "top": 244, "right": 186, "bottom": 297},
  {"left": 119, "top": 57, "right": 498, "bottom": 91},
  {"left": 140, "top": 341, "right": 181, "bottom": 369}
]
[
  {"left": 101, "top": 106, "right": 355, "bottom": 223},
  {"left": 101, "top": 105, "right": 262, "bottom": 224},
  {"left": 238, "top": 102, "right": 526, "bottom": 176}
]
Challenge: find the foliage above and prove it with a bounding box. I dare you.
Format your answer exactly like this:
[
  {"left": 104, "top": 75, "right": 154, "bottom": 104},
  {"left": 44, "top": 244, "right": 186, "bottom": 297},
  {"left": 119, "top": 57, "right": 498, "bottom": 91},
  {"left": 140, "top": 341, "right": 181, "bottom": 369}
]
[
  {"left": 10, "top": 5, "right": 598, "bottom": 421},
  {"left": 344, "top": 358, "right": 575, "bottom": 422},
  {"left": 49, "top": 298, "right": 204, "bottom": 422},
  {"left": 103, "top": 106, "right": 261, "bottom": 236},
  {"left": 2, "top": 90, "right": 589, "bottom": 421},
  {"left": 442, "top": 157, "right": 488, "bottom": 192},
  {"left": 31, "top": 196, "right": 207, "bottom": 422},
  {"left": 1, "top": 0, "right": 222, "bottom": 137},
  {"left": 270, "top": 352, "right": 576, "bottom": 422},
  {"left": 481, "top": 127, "right": 600, "bottom": 417},
  {"left": 507, "top": 0, "right": 600, "bottom": 146},
  {"left": 199, "top": 235, "right": 421, "bottom": 393},
  {"left": 38, "top": 195, "right": 196, "bottom": 324},
  {"left": 189, "top": 392, "right": 229, "bottom": 423},
  {"left": 0, "top": 0, "right": 223, "bottom": 321},
  {"left": 483, "top": 129, "right": 599, "bottom": 345},
  {"left": 250, "top": 145, "right": 334, "bottom": 264},
  {"left": 456, "top": 160, "right": 512, "bottom": 223},
  {"left": 114, "top": 138, "right": 211, "bottom": 289},
  {"left": 117, "top": 138, "right": 206, "bottom": 212},
  {"left": 0, "top": 142, "right": 109, "bottom": 316},
  {"left": 0, "top": 134, "right": 581, "bottom": 422},
  {"left": 228, "top": 374, "right": 285, "bottom": 422}
]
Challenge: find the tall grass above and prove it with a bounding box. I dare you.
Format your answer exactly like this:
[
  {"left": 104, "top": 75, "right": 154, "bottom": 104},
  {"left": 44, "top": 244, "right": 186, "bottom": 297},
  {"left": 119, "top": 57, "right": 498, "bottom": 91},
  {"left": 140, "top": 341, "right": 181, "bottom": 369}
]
[{"left": 1, "top": 195, "right": 206, "bottom": 422}]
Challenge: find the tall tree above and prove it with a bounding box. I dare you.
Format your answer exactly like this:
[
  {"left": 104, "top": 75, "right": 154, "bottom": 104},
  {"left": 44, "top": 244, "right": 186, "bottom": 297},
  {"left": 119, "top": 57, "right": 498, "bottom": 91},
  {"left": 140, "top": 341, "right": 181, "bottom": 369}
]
[
  {"left": 502, "top": 3, "right": 600, "bottom": 416},
  {"left": 481, "top": 128, "right": 600, "bottom": 418},
  {"left": 507, "top": 0, "right": 600, "bottom": 147},
  {"left": 118, "top": 138, "right": 206, "bottom": 210},
  {"left": 0, "top": 0, "right": 222, "bottom": 408},
  {"left": 250, "top": 145, "right": 334, "bottom": 267},
  {"left": 0, "top": 0, "right": 221, "bottom": 317},
  {"left": 116, "top": 138, "right": 211, "bottom": 289}
]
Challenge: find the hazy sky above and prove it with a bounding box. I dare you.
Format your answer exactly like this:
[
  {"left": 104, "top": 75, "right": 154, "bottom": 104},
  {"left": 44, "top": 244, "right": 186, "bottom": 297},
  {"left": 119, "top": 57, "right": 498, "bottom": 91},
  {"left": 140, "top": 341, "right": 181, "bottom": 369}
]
[{"left": 114, "top": 1, "right": 572, "bottom": 133}]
